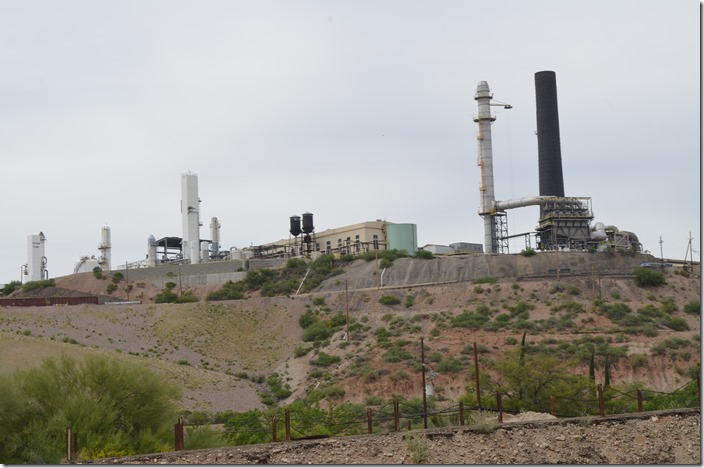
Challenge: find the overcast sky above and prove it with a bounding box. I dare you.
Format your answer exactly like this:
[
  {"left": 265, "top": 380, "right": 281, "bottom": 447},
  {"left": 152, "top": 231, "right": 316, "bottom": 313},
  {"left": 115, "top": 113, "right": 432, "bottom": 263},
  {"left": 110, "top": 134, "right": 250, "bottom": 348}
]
[{"left": 0, "top": 0, "right": 700, "bottom": 281}]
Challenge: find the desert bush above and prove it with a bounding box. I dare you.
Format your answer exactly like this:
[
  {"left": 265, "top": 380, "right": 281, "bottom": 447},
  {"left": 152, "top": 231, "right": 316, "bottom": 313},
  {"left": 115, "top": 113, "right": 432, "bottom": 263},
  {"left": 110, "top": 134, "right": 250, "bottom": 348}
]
[
  {"left": 0, "top": 354, "right": 180, "bottom": 463},
  {"left": 21, "top": 279, "right": 55, "bottom": 293},
  {"left": 413, "top": 250, "right": 434, "bottom": 260},
  {"left": 379, "top": 295, "right": 401, "bottom": 306},
  {"left": 310, "top": 352, "right": 341, "bottom": 367},
  {"left": 684, "top": 300, "right": 701, "bottom": 315},
  {"left": 520, "top": 248, "right": 536, "bottom": 257},
  {"left": 633, "top": 268, "right": 665, "bottom": 287},
  {"left": 302, "top": 321, "right": 333, "bottom": 342}
]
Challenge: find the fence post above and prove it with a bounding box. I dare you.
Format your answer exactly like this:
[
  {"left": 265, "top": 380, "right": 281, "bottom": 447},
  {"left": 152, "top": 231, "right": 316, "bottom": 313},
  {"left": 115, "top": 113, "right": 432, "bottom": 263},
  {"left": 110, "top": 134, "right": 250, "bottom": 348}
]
[
  {"left": 394, "top": 399, "right": 400, "bottom": 432},
  {"left": 636, "top": 389, "right": 643, "bottom": 412},
  {"left": 367, "top": 408, "right": 373, "bottom": 434},
  {"left": 597, "top": 384, "right": 605, "bottom": 416},
  {"left": 174, "top": 418, "right": 184, "bottom": 451},
  {"left": 496, "top": 391, "right": 503, "bottom": 423},
  {"left": 285, "top": 410, "right": 291, "bottom": 441},
  {"left": 473, "top": 342, "right": 482, "bottom": 410},
  {"left": 459, "top": 402, "right": 465, "bottom": 426},
  {"left": 272, "top": 416, "right": 278, "bottom": 442},
  {"left": 550, "top": 396, "right": 556, "bottom": 416},
  {"left": 698, "top": 377, "right": 701, "bottom": 407},
  {"left": 66, "top": 427, "right": 77, "bottom": 463}
]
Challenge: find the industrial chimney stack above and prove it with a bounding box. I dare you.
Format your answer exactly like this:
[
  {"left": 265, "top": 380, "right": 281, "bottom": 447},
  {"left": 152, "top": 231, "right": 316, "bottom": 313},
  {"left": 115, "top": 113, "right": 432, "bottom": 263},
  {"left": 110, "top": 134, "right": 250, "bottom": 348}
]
[{"left": 535, "top": 71, "right": 565, "bottom": 198}]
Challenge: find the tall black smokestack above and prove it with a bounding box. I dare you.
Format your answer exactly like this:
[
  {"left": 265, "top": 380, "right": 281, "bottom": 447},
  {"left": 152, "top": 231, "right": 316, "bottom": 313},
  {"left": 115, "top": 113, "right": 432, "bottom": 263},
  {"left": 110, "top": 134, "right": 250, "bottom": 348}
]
[{"left": 535, "top": 71, "right": 565, "bottom": 197}]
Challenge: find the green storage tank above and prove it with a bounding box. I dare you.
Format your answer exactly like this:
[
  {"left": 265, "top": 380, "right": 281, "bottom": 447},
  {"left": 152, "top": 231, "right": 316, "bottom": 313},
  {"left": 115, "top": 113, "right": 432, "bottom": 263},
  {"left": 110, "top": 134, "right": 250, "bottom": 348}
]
[{"left": 387, "top": 223, "right": 417, "bottom": 254}]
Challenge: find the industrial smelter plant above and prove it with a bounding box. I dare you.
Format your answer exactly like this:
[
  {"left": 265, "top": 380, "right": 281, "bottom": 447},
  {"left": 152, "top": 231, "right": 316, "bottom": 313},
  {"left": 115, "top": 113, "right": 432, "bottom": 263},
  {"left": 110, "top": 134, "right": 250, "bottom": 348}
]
[
  {"left": 475, "top": 70, "right": 641, "bottom": 255},
  {"left": 19, "top": 71, "right": 644, "bottom": 282}
]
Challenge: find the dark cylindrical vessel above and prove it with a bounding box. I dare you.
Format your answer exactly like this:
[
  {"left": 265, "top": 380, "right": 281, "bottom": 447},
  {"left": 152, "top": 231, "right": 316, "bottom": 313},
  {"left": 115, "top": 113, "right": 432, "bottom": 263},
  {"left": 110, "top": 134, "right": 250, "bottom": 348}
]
[
  {"left": 535, "top": 71, "right": 565, "bottom": 197},
  {"left": 289, "top": 215, "right": 301, "bottom": 237},
  {"left": 302, "top": 212, "right": 314, "bottom": 234}
]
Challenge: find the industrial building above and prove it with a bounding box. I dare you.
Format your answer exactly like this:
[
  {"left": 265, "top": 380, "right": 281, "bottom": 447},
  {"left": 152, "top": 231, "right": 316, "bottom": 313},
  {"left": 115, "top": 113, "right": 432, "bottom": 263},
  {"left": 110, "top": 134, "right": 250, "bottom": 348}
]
[
  {"left": 21, "top": 71, "right": 647, "bottom": 282},
  {"left": 474, "top": 71, "right": 642, "bottom": 254},
  {"left": 256, "top": 217, "right": 419, "bottom": 259}
]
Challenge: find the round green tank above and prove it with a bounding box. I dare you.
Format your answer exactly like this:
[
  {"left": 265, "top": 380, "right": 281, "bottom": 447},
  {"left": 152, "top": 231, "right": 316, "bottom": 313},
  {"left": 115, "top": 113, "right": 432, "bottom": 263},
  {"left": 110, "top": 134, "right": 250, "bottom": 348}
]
[{"left": 387, "top": 224, "right": 417, "bottom": 254}]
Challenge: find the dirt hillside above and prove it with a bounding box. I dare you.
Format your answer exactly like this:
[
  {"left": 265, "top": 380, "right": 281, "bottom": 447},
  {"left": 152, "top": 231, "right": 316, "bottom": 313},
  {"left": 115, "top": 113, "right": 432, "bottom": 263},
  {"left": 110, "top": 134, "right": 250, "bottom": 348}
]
[{"left": 1, "top": 252, "right": 700, "bottom": 415}]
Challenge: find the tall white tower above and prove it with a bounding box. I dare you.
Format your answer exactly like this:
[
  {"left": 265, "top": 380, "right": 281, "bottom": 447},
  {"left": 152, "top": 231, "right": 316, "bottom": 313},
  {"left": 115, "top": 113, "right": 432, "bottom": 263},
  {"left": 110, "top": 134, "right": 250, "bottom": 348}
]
[
  {"left": 98, "top": 226, "right": 111, "bottom": 271},
  {"left": 25, "top": 232, "right": 47, "bottom": 281},
  {"left": 210, "top": 217, "right": 221, "bottom": 258},
  {"left": 474, "top": 81, "right": 511, "bottom": 254},
  {"left": 181, "top": 172, "right": 201, "bottom": 264}
]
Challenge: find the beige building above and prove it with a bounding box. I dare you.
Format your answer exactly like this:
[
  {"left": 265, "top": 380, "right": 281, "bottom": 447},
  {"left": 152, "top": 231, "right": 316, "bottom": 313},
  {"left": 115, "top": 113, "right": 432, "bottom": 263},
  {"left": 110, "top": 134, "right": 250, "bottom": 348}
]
[{"left": 262, "top": 220, "right": 391, "bottom": 257}]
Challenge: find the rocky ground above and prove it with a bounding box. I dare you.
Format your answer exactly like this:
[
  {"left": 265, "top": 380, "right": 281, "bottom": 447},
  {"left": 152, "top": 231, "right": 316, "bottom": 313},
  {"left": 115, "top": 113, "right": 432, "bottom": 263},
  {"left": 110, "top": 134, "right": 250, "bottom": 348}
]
[{"left": 80, "top": 409, "right": 700, "bottom": 464}]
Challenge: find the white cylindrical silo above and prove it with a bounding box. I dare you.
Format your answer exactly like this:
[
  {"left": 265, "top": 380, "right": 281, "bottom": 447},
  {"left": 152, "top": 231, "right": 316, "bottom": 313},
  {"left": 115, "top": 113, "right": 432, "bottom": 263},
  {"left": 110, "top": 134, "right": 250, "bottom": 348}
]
[
  {"left": 210, "top": 217, "right": 220, "bottom": 257},
  {"left": 147, "top": 235, "right": 157, "bottom": 267}
]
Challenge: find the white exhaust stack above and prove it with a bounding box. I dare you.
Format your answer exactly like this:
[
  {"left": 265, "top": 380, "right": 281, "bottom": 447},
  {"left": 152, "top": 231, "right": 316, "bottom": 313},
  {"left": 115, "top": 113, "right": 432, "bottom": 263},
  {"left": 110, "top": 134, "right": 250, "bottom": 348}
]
[
  {"left": 98, "top": 226, "right": 111, "bottom": 271},
  {"left": 181, "top": 172, "right": 201, "bottom": 264},
  {"left": 474, "top": 81, "right": 512, "bottom": 253}
]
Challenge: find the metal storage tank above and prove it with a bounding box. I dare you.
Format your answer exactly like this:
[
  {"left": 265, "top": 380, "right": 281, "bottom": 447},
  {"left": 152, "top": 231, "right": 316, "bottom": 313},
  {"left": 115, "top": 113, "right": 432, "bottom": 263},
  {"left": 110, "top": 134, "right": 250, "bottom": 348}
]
[
  {"left": 302, "top": 212, "right": 314, "bottom": 234},
  {"left": 387, "top": 224, "right": 417, "bottom": 254}
]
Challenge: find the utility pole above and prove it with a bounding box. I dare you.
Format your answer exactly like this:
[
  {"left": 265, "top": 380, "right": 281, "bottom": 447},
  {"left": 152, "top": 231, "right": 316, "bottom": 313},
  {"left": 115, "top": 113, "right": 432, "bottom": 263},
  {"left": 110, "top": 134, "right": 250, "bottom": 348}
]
[
  {"left": 659, "top": 236, "right": 665, "bottom": 273},
  {"left": 420, "top": 338, "right": 428, "bottom": 429},
  {"left": 345, "top": 280, "right": 350, "bottom": 341}
]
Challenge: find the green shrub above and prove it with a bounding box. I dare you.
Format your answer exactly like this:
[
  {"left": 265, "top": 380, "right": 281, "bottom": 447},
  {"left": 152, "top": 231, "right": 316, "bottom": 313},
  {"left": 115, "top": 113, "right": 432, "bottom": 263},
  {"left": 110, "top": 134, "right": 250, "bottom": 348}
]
[
  {"left": 155, "top": 290, "right": 178, "bottom": 303},
  {"left": 165, "top": 281, "right": 177, "bottom": 291},
  {"left": 473, "top": 276, "right": 497, "bottom": 285},
  {"left": 413, "top": 250, "right": 434, "bottom": 259},
  {"left": 379, "top": 295, "right": 401, "bottom": 306},
  {"left": 294, "top": 346, "right": 312, "bottom": 358},
  {"left": 92, "top": 267, "right": 104, "bottom": 279},
  {"left": 684, "top": 300, "right": 701, "bottom": 315},
  {"left": 404, "top": 296, "right": 415, "bottom": 308},
  {"left": 436, "top": 357, "right": 463, "bottom": 373},
  {"left": 206, "top": 280, "right": 246, "bottom": 301},
  {"left": 21, "top": 279, "right": 55, "bottom": 293},
  {"left": 520, "top": 248, "right": 536, "bottom": 257},
  {"left": 633, "top": 268, "right": 666, "bottom": 287},
  {"left": 106, "top": 283, "right": 118, "bottom": 294},
  {"left": 382, "top": 346, "right": 413, "bottom": 363},
  {"left": 302, "top": 322, "right": 333, "bottom": 342},
  {"left": 310, "top": 352, "right": 341, "bottom": 367},
  {"left": 111, "top": 272, "right": 124, "bottom": 284},
  {"left": 0, "top": 354, "right": 180, "bottom": 463}
]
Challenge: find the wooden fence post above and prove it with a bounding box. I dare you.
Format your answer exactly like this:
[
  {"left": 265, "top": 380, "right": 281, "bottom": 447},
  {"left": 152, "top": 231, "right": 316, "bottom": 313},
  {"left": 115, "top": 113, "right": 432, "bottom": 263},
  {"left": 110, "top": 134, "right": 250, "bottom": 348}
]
[
  {"left": 496, "top": 391, "right": 503, "bottom": 423},
  {"left": 597, "top": 384, "right": 605, "bottom": 416},
  {"left": 272, "top": 416, "right": 278, "bottom": 442},
  {"left": 367, "top": 408, "right": 373, "bottom": 434},
  {"left": 459, "top": 402, "right": 465, "bottom": 426},
  {"left": 285, "top": 410, "right": 291, "bottom": 441},
  {"left": 394, "top": 399, "right": 400, "bottom": 432},
  {"left": 473, "top": 342, "right": 482, "bottom": 409},
  {"left": 66, "top": 427, "right": 77, "bottom": 462},
  {"left": 636, "top": 389, "right": 643, "bottom": 412},
  {"left": 174, "top": 419, "right": 184, "bottom": 451}
]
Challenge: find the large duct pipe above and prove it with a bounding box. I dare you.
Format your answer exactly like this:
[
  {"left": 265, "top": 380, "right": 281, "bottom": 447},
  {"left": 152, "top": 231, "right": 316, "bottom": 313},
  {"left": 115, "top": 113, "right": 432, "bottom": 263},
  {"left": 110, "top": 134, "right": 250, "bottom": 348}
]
[
  {"left": 493, "top": 195, "right": 578, "bottom": 211},
  {"left": 535, "top": 71, "right": 565, "bottom": 197}
]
